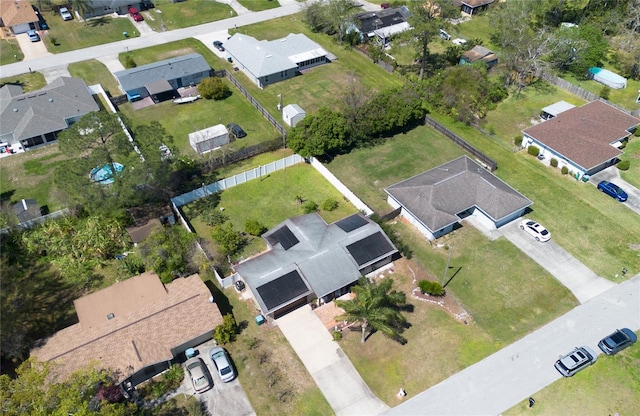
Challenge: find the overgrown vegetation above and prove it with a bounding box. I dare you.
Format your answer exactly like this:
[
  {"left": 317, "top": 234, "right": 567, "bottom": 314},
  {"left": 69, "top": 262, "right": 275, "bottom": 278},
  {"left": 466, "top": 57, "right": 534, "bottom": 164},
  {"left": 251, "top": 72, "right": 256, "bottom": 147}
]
[
  {"left": 418, "top": 280, "right": 445, "bottom": 296},
  {"left": 197, "top": 77, "right": 231, "bottom": 100},
  {"left": 214, "top": 313, "right": 238, "bottom": 344}
]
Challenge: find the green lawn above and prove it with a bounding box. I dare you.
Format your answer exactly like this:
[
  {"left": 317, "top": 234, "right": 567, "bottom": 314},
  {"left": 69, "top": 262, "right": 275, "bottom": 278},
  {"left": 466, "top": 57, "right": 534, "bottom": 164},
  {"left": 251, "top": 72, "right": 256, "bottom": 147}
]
[
  {"left": 237, "top": 0, "right": 281, "bottom": 12},
  {"left": 38, "top": 10, "right": 140, "bottom": 53},
  {"left": 505, "top": 337, "right": 640, "bottom": 416},
  {"left": 0, "top": 71, "right": 47, "bottom": 92},
  {"left": 559, "top": 71, "right": 640, "bottom": 110},
  {"left": 68, "top": 60, "right": 120, "bottom": 96},
  {"left": 619, "top": 136, "right": 640, "bottom": 190},
  {"left": 209, "top": 270, "right": 332, "bottom": 416},
  {"left": 0, "top": 38, "right": 23, "bottom": 65},
  {"left": 142, "top": 0, "right": 235, "bottom": 31},
  {"left": 117, "top": 38, "right": 217, "bottom": 68},
  {"left": 185, "top": 163, "right": 359, "bottom": 264},
  {"left": 341, "top": 222, "right": 576, "bottom": 405}
]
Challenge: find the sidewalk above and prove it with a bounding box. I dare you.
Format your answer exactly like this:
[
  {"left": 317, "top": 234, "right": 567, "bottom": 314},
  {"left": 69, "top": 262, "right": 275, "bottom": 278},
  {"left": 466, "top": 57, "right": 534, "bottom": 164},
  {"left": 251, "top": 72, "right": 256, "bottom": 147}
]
[{"left": 277, "top": 305, "right": 389, "bottom": 416}]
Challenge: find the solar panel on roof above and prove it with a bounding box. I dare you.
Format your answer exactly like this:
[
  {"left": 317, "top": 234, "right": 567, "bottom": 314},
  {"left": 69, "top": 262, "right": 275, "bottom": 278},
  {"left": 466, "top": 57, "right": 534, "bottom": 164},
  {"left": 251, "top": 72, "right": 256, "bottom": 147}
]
[
  {"left": 265, "top": 226, "right": 299, "bottom": 250},
  {"left": 335, "top": 214, "right": 368, "bottom": 233},
  {"left": 346, "top": 232, "right": 394, "bottom": 266},
  {"left": 256, "top": 270, "right": 310, "bottom": 310}
]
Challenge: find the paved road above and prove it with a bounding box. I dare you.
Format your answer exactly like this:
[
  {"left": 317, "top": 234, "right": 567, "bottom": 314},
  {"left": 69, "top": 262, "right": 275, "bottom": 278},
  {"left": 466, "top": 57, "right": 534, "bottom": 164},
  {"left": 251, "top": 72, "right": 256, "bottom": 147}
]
[
  {"left": 277, "top": 305, "right": 389, "bottom": 416},
  {"left": 500, "top": 220, "right": 616, "bottom": 303},
  {"left": 589, "top": 165, "right": 640, "bottom": 215},
  {"left": 383, "top": 273, "right": 640, "bottom": 416}
]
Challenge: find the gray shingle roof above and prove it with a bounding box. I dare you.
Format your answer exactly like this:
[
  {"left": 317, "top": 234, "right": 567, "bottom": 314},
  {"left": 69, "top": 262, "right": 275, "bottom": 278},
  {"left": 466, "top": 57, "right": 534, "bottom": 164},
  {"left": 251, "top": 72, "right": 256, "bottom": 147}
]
[
  {"left": 386, "top": 156, "right": 532, "bottom": 232},
  {"left": 224, "top": 33, "right": 328, "bottom": 78},
  {"left": 234, "top": 213, "right": 397, "bottom": 314},
  {"left": 114, "top": 53, "right": 210, "bottom": 92},
  {"left": 0, "top": 77, "right": 99, "bottom": 143}
]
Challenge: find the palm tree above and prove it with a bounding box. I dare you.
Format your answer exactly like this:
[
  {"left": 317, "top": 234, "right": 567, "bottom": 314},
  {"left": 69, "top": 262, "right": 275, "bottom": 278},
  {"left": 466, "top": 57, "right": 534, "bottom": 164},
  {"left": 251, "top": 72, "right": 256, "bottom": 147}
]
[{"left": 336, "top": 277, "right": 408, "bottom": 344}]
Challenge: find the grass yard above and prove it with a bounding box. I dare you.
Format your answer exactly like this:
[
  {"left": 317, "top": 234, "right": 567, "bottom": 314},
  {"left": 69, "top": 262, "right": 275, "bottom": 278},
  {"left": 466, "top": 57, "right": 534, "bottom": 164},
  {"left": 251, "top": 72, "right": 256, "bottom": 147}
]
[
  {"left": 0, "top": 71, "right": 47, "bottom": 92},
  {"left": 68, "top": 60, "right": 121, "bottom": 96},
  {"left": 619, "top": 137, "right": 640, "bottom": 190},
  {"left": 237, "top": 0, "right": 282, "bottom": 12},
  {"left": 429, "top": 113, "right": 640, "bottom": 279},
  {"left": 142, "top": 0, "right": 234, "bottom": 31},
  {"left": 38, "top": 10, "right": 139, "bottom": 53},
  {"left": 117, "top": 38, "right": 218, "bottom": 68},
  {"left": 0, "top": 38, "right": 23, "bottom": 65},
  {"left": 0, "top": 144, "right": 68, "bottom": 212},
  {"left": 559, "top": 71, "right": 640, "bottom": 110},
  {"left": 210, "top": 271, "right": 332, "bottom": 416},
  {"left": 185, "top": 163, "right": 359, "bottom": 265},
  {"left": 454, "top": 14, "right": 496, "bottom": 48},
  {"left": 505, "top": 337, "right": 640, "bottom": 416},
  {"left": 341, "top": 222, "right": 576, "bottom": 405}
]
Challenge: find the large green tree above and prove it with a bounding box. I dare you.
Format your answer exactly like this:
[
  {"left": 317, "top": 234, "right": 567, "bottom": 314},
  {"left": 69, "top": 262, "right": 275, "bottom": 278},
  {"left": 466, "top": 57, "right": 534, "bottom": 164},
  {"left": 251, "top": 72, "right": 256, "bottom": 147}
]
[
  {"left": 336, "top": 277, "right": 408, "bottom": 344},
  {"left": 138, "top": 225, "right": 197, "bottom": 283},
  {"left": 286, "top": 108, "right": 350, "bottom": 158}
]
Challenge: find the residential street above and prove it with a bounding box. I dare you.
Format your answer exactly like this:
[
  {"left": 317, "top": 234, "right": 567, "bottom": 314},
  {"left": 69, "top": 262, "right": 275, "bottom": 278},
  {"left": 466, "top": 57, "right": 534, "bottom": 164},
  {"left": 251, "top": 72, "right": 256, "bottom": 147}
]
[{"left": 383, "top": 273, "right": 640, "bottom": 416}]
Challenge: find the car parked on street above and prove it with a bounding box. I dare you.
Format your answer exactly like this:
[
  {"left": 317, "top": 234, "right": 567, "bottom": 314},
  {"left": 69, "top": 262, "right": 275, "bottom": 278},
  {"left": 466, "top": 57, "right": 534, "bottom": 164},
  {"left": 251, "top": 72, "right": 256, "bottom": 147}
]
[
  {"left": 185, "top": 358, "right": 211, "bottom": 393},
  {"left": 598, "top": 328, "right": 637, "bottom": 355},
  {"left": 213, "top": 40, "right": 225, "bottom": 51},
  {"left": 27, "top": 30, "right": 40, "bottom": 42},
  {"left": 59, "top": 7, "right": 72, "bottom": 21},
  {"left": 519, "top": 219, "right": 551, "bottom": 242},
  {"left": 227, "top": 123, "right": 246, "bottom": 138},
  {"left": 597, "top": 180, "right": 628, "bottom": 202},
  {"left": 209, "top": 347, "right": 236, "bottom": 382},
  {"left": 554, "top": 346, "right": 597, "bottom": 377}
]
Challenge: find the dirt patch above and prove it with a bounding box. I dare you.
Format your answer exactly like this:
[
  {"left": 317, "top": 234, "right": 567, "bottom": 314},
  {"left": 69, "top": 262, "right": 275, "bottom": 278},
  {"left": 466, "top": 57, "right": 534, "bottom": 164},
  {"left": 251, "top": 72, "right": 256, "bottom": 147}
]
[{"left": 392, "top": 258, "right": 473, "bottom": 324}]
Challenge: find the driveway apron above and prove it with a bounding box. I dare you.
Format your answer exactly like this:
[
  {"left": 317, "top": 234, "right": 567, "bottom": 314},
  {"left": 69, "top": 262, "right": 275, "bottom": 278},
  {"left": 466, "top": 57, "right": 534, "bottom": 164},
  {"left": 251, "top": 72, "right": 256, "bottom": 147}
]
[
  {"left": 500, "top": 221, "right": 615, "bottom": 303},
  {"left": 383, "top": 274, "right": 640, "bottom": 416},
  {"left": 277, "top": 305, "right": 389, "bottom": 416},
  {"left": 589, "top": 166, "right": 640, "bottom": 215}
]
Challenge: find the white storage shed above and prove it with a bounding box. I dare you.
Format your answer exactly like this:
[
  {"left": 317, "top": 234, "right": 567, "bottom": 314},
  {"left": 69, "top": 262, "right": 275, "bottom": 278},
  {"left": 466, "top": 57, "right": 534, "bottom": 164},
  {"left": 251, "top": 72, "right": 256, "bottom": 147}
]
[
  {"left": 283, "top": 104, "right": 306, "bottom": 127},
  {"left": 189, "top": 124, "right": 229, "bottom": 154}
]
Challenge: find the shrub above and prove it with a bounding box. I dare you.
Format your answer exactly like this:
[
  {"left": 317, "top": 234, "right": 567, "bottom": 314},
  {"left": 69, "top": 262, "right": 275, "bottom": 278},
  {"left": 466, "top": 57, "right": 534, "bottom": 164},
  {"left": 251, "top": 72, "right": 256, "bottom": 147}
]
[
  {"left": 162, "top": 364, "right": 184, "bottom": 390},
  {"left": 550, "top": 158, "right": 558, "bottom": 167},
  {"left": 332, "top": 331, "right": 342, "bottom": 341},
  {"left": 212, "top": 223, "right": 246, "bottom": 256},
  {"left": 617, "top": 160, "right": 630, "bottom": 170},
  {"left": 527, "top": 145, "right": 539, "bottom": 156},
  {"left": 118, "top": 255, "right": 145, "bottom": 276},
  {"left": 418, "top": 280, "right": 445, "bottom": 296},
  {"left": 561, "top": 166, "right": 568, "bottom": 174},
  {"left": 124, "top": 55, "right": 136, "bottom": 68},
  {"left": 202, "top": 210, "right": 228, "bottom": 227},
  {"left": 245, "top": 219, "right": 267, "bottom": 236},
  {"left": 320, "top": 197, "right": 339, "bottom": 211},
  {"left": 635, "top": 128, "right": 640, "bottom": 137},
  {"left": 301, "top": 200, "right": 318, "bottom": 214},
  {"left": 197, "top": 77, "right": 231, "bottom": 100},
  {"left": 514, "top": 136, "right": 523, "bottom": 147},
  {"left": 214, "top": 314, "right": 238, "bottom": 344},
  {"left": 599, "top": 85, "right": 611, "bottom": 100}
]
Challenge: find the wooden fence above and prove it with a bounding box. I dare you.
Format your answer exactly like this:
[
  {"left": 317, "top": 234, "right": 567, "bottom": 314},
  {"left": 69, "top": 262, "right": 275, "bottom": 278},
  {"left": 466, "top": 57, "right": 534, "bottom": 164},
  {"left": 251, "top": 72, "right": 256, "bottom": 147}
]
[{"left": 424, "top": 116, "right": 498, "bottom": 171}]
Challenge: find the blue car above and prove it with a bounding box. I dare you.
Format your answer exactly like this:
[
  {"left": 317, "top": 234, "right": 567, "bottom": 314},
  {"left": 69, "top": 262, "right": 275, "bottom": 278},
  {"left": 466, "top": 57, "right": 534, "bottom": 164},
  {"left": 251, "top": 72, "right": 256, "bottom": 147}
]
[{"left": 597, "top": 180, "right": 627, "bottom": 202}]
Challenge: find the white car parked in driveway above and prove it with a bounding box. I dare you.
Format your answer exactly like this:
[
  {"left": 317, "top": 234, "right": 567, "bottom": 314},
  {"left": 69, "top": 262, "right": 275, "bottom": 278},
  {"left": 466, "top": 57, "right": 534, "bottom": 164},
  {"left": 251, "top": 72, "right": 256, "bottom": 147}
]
[
  {"left": 59, "top": 7, "right": 72, "bottom": 21},
  {"left": 519, "top": 219, "right": 551, "bottom": 242}
]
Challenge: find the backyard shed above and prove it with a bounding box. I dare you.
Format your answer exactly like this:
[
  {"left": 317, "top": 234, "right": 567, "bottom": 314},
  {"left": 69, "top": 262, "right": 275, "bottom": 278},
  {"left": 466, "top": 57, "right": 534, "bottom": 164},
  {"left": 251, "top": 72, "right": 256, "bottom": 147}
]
[
  {"left": 189, "top": 124, "right": 229, "bottom": 154},
  {"left": 282, "top": 104, "right": 306, "bottom": 127},
  {"left": 540, "top": 101, "right": 575, "bottom": 120}
]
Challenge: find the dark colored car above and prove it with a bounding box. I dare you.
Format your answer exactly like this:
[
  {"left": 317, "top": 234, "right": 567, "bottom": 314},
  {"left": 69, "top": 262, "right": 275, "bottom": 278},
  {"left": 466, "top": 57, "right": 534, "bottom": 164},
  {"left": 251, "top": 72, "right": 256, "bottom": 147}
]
[
  {"left": 598, "top": 328, "right": 637, "bottom": 355},
  {"left": 227, "top": 123, "right": 246, "bottom": 138},
  {"left": 597, "top": 180, "right": 628, "bottom": 202},
  {"left": 235, "top": 280, "right": 245, "bottom": 291},
  {"left": 554, "top": 346, "right": 597, "bottom": 377},
  {"left": 381, "top": 3, "right": 391, "bottom": 9},
  {"left": 213, "top": 40, "right": 225, "bottom": 51}
]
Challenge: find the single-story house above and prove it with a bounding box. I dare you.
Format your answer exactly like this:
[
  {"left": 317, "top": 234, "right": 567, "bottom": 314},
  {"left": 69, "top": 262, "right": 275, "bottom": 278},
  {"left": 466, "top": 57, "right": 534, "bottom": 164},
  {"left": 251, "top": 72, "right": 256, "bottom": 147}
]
[
  {"left": 353, "top": 6, "right": 411, "bottom": 40},
  {"left": 75, "top": 0, "right": 147, "bottom": 19},
  {"left": 539, "top": 100, "right": 575, "bottom": 120},
  {"left": 233, "top": 213, "right": 398, "bottom": 318},
  {"left": 224, "top": 33, "right": 332, "bottom": 89},
  {"left": 373, "top": 21, "right": 411, "bottom": 46},
  {"left": 459, "top": 45, "right": 498, "bottom": 68},
  {"left": 452, "top": 0, "right": 495, "bottom": 15},
  {"left": 0, "top": 77, "right": 100, "bottom": 149},
  {"left": 12, "top": 199, "right": 40, "bottom": 223},
  {"left": 31, "top": 272, "right": 223, "bottom": 387},
  {"left": 282, "top": 104, "right": 306, "bottom": 127},
  {"left": 385, "top": 156, "right": 532, "bottom": 240},
  {"left": 522, "top": 100, "right": 640, "bottom": 178},
  {"left": 114, "top": 53, "right": 211, "bottom": 102},
  {"left": 189, "top": 124, "right": 229, "bottom": 154},
  {"left": 0, "top": 0, "right": 40, "bottom": 34}
]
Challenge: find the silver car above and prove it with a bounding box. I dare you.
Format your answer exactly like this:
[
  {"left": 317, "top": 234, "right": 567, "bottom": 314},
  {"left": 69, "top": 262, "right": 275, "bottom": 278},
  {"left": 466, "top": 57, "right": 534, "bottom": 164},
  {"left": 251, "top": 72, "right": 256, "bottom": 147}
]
[
  {"left": 554, "top": 346, "right": 597, "bottom": 377},
  {"left": 209, "top": 346, "right": 236, "bottom": 382},
  {"left": 185, "top": 357, "right": 211, "bottom": 393}
]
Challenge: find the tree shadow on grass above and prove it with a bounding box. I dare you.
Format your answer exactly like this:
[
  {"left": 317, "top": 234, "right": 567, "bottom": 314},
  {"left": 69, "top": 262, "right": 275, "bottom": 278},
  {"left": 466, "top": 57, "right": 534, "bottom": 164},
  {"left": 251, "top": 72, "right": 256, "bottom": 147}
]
[{"left": 88, "top": 17, "right": 112, "bottom": 27}]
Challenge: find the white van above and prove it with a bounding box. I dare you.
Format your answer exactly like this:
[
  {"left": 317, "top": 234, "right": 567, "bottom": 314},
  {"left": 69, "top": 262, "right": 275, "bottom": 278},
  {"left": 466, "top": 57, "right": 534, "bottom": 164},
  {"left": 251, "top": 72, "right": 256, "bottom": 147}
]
[{"left": 439, "top": 29, "right": 451, "bottom": 40}]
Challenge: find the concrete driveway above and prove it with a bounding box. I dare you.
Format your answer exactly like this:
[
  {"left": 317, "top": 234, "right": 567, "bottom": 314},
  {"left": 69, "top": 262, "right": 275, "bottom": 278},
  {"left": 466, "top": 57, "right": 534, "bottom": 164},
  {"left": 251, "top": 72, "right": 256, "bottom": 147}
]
[
  {"left": 589, "top": 166, "right": 640, "bottom": 215},
  {"left": 277, "top": 305, "right": 389, "bottom": 416},
  {"left": 383, "top": 274, "right": 640, "bottom": 416},
  {"left": 15, "top": 32, "right": 51, "bottom": 60},
  {"left": 500, "top": 220, "right": 615, "bottom": 303}
]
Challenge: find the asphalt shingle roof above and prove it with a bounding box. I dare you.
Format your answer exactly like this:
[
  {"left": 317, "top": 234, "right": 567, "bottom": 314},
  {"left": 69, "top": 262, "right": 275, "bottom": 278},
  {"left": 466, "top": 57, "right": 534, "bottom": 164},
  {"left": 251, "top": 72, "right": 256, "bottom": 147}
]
[
  {"left": 114, "top": 53, "right": 210, "bottom": 92},
  {"left": 385, "top": 156, "right": 532, "bottom": 232},
  {"left": 523, "top": 100, "right": 639, "bottom": 170},
  {"left": 0, "top": 77, "right": 99, "bottom": 143}
]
